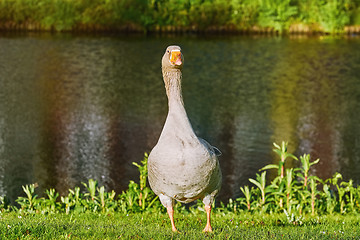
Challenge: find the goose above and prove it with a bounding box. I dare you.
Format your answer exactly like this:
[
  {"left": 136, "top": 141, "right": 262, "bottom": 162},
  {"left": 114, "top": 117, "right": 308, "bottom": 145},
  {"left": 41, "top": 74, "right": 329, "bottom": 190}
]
[{"left": 148, "top": 45, "right": 222, "bottom": 232}]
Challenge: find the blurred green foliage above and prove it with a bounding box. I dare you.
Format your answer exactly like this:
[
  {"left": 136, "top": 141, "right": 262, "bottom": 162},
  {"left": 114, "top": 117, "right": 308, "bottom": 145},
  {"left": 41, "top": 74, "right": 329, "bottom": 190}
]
[{"left": 0, "top": 0, "right": 360, "bottom": 33}]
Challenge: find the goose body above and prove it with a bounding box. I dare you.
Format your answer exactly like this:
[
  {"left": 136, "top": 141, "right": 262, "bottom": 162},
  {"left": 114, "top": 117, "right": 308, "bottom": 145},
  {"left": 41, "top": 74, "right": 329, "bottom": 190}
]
[{"left": 148, "top": 45, "right": 222, "bottom": 232}]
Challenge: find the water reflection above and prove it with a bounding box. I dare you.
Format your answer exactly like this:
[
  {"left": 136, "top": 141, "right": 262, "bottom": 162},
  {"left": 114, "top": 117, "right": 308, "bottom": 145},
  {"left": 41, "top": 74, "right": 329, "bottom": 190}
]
[
  {"left": 269, "top": 38, "right": 360, "bottom": 182},
  {"left": 0, "top": 33, "right": 359, "bottom": 203},
  {"left": 33, "top": 36, "right": 167, "bottom": 196}
]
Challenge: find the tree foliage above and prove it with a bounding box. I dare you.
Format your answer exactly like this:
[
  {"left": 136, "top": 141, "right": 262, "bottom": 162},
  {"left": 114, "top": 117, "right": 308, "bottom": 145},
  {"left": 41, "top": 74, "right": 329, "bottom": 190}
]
[{"left": 0, "top": 0, "right": 360, "bottom": 33}]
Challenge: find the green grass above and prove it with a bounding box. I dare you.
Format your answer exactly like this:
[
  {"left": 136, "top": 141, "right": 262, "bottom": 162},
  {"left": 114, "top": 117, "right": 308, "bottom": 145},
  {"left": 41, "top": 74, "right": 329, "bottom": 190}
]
[{"left": 1, "top": 211, "right": 360, "bottom": 239}]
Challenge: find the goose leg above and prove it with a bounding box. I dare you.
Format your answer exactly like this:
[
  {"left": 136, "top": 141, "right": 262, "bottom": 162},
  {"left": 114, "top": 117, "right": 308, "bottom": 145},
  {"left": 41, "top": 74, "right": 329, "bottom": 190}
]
[
  {"left": 203, "top": 205, "right": 213, "bottom": 232},
  {"left": 166, "top": 206, "right": 178, "bottom": 232},
  {"left": 159, "top": 194, "right": 178, "bottom": 232}
]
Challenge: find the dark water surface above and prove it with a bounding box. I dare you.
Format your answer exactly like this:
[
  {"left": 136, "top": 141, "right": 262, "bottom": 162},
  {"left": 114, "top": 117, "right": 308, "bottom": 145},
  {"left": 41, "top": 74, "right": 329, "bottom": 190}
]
[{"left": 0, "top": 33, "right": 359, "bottom": 202}]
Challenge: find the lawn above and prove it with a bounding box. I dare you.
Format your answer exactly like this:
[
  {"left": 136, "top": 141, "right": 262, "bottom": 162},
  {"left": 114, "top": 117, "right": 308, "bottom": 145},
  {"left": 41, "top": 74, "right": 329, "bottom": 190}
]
[{"left": 1, "top": 211, "right": 359, "bottom": 239}]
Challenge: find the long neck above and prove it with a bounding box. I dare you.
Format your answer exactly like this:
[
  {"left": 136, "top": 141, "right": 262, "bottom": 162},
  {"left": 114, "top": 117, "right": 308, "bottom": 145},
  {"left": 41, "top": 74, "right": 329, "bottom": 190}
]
[
  {"left": 163, "top": 68, "right": 184, "bottom": 110},
  {"left": 162, "top": 68, "right": 196, "bottom": 138}
]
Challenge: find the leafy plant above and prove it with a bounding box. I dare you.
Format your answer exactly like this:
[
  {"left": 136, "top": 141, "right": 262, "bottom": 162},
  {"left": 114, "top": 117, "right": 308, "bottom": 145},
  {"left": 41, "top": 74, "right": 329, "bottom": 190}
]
[
  {"left": 132, "top": 153, "right": 148, "bottom": 208},
  {"left": 284, "top": 168, "right": 298, "bottom": 213},
  {"left": 341, "top": 179, "right": 356, "bottom": 213},
  {"left": 249, "top": 171, "right": 267, "bottom": 208},
  {"left": 118, "top": 153, "right": 160, "bottom": 213},
  {"left": 257, "top": 0, "right": 298, "bottom": 33},
  {"left": 322, "top": 183, "right": 336, "bottom": 214},
  {"left": 42, "top": 188, "right": 60, "bottom": 214},
  {"left": 61, "top": 187, "right": 83, "bottom": 214},
  {"left": 16, "top": 184, "right": 40, "bottom": 213},
  {"left": 309, "top": 178, "right": 320, "bottom": 216},
  {"left": 296, "top": 154, "right": 320, "bottom": 187},
  {"left": 0, "top": 196, "right": 10, "bottom": 212},
  {"left": 317, "top": 0, "right": 351, "bottom": 33},
  {"left": 238, "top": 186, "right": 253, "bottom": 210},
  {"left": 98, "top": 186, "right": 117, "bottom": 213},
  {"left": 230, "top": 0, "right": 259, "bottom": 29},
  {"left": 261, "top": 141, "right": 297, "bottom": 179}
]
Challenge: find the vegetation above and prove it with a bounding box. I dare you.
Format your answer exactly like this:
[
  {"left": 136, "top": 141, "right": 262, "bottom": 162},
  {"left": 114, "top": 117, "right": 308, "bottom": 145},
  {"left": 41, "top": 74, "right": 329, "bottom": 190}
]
[
  {"left": 1, "top": 142, "right": 360, "bottom": 217},
  {"left": 1, "top": 141, "right": 360, "bottom": 238},
  {"left": 1, "top": 0, "right": 360, "bottom": 34},
  {"left": 2, "top": 211, "right": 360, "bottom": 239}
]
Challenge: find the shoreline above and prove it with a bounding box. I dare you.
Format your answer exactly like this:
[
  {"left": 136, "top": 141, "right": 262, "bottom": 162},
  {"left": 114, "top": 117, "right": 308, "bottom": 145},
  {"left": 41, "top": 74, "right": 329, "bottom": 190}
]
[{"left": 1, "top": 22, "right": 360, "bottom": 35}]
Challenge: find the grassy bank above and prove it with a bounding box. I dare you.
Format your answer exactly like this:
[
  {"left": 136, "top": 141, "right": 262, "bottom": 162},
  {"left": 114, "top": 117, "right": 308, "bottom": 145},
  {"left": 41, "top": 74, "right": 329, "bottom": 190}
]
[
  {"left": 1, "top": 0, "right": 360, "bottom": 34},
  {"left": 1, "top": 211, "right": 360, "bottom": 239},
  {"left": 1, "top": 142, "right": 360, "bottom": 238}
]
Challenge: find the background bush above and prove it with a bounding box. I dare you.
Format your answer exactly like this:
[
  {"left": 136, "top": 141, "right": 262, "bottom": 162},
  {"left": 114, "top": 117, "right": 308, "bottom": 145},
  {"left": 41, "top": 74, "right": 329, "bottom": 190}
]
[{"left": 1, "top": 0, "right": 360, "bottom": 33}]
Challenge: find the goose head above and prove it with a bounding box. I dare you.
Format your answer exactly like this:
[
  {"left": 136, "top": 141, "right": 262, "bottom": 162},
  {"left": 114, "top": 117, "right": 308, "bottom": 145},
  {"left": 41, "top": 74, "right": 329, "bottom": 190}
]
[{"left": 162, "top": 45, "right": 184, "bottom": 71}]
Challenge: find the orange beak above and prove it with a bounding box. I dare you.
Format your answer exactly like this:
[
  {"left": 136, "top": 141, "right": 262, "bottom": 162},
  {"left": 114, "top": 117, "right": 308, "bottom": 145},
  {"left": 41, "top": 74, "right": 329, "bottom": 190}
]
[{"left": 170, "top": 50, "right": 182, "bottom": 66}]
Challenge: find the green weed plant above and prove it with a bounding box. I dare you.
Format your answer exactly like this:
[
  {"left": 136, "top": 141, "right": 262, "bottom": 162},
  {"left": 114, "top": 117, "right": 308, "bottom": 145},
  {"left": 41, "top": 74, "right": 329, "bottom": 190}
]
[
  {"left": 0, "top": 142, "right": 359, "bottom": 219},
  {"left": 235, "top": 141, "right": 360, "bottom": 219}
]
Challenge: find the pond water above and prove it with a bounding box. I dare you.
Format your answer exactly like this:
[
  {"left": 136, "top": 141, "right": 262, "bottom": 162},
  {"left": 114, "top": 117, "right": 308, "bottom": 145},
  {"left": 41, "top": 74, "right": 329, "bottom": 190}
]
[{"left": 0, "top": 33, "right": 359, "bottom": 203}]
